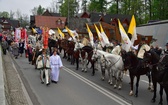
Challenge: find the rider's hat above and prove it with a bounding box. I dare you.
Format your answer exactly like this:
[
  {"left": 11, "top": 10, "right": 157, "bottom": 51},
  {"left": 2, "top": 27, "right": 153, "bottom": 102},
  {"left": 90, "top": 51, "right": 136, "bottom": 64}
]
[{"left": 166, "top": 43, "right": 168, "bottom": 46}]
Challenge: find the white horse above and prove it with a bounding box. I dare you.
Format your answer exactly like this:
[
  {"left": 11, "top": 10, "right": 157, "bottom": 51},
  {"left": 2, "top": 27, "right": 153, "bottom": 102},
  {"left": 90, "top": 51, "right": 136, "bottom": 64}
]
[
  {"left": 92, "top": 49, "right": 124, "bottom": 89},
  {"left": 74, "top": 41, "right": 84, "bottom": 51}
]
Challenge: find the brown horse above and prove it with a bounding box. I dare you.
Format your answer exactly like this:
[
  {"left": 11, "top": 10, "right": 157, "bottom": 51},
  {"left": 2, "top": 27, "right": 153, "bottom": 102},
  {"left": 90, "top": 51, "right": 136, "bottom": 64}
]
[
  {"left": 121, "top": 50, "right": 151, "bottom": 97},
  {"left": 144, "top": 50, "right": 168, "bottom": 105}
]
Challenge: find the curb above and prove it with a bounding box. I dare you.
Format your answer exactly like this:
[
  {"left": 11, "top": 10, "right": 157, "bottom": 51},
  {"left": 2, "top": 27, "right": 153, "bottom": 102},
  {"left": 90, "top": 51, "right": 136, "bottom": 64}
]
[{"left": 0, "top": 46, "right": 6, "bottom": 105}]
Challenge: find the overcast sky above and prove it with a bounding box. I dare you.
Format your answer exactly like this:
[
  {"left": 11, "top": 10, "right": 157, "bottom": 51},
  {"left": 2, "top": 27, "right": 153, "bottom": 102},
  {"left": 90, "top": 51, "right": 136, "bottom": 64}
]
[{"left": 0, "top": 0, "right": 52, "bottom": 16}]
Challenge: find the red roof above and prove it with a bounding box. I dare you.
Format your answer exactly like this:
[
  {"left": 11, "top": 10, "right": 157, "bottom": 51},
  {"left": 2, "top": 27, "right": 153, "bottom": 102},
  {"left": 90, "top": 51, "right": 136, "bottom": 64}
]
[{"left": 35, "top": 16, "right": 66, "bottom": 29}]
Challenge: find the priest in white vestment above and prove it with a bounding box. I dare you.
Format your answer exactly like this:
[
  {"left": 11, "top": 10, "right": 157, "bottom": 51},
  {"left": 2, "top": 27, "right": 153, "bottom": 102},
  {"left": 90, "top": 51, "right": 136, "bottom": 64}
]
[{"left": 50, "top": 49, "right": 63, "bottom": 83}]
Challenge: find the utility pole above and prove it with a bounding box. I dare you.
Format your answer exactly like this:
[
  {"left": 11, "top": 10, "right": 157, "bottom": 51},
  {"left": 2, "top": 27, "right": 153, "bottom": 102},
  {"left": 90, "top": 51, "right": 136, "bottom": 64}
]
[{"left": 68, "top": 0, "right": 70, "bottom": 27}]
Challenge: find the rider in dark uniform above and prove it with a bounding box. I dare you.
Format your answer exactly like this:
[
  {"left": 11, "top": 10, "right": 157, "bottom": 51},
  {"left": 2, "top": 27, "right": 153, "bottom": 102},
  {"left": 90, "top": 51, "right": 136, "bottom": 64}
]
[{"left": 164, "top": 43, "right": 168, "bottom": 54}]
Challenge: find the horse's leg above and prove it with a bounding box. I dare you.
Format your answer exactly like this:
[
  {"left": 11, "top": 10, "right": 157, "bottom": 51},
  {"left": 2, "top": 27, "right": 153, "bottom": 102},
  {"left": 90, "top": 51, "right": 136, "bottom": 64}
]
[
  {"left": 76, "top": 58, "right": 79, "bottom": 70},
  {"left": 135, "top": 75, "right": 140, "bottom": 97},
  {"left": 158, "top": 85, "right": 163, "bottom": 105},
  {"left": 118, "top": 71, "right": 123, "bottom": 90},
  {"left": 91, "top": 62, "right": 95, "bottom": 76},
  {"left": 84, "top": 59, "right": 88, "bottom": 73},
  {"left": 63, "top": 50, "right": 66, "bottom": 58},
  {"left": 81, "top": 59, "right": 84, "bottom": 72},
  {"left": 107, "top": 68, "right": 112, "bottom": 84},
  {"left": 151, "top": 80, "right": 157, "bottom": 103},
  {"left": 147, "top": 73, "right": 153, "bottom": 91},
  {"left": 164, "top": 88, "right": 168, "bottom": 105},
  {"left": 129, "top": 74, "right": 134, "bottom": 96},
  {"left": 101, "top": 67, "right": 105, "bottom": 81},
  {"left": 49, "top": 46, "right": 52, "bottom": 56}
]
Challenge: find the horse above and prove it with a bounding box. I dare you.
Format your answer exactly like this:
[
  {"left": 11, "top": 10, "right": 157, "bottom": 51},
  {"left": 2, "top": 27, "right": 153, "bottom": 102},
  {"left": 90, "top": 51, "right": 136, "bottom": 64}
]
[
  {"left": 80, "top": 46, "right": 96, "bottom": 76},
  {"left": 48, "top": 38, "right": 59, "bottom": 55},
  {"left": 120, "top": 50, "right": 152, "bottom": 97},
  {"left": 59, "top": 39, "right": 69, "bottom": 58},
  {"left": 144, "top": 50, "right": 168, "bottom": 105},
  {"left": 92, "top": 49, "right": 124, "bottom": 89},
  {"left": 66, "top": 41, "right": 75, "bottom": 63}
]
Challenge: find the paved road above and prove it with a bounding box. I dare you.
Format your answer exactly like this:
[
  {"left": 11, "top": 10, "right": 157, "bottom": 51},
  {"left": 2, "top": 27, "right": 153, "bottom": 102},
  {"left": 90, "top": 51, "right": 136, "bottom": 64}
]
[{"left": 12, "top": 53, "right": 167, "bottom": 105}]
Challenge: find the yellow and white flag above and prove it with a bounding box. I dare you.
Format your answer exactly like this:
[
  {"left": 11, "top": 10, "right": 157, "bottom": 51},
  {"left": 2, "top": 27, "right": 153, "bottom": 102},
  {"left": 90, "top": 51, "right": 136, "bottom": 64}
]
[
  {"left": 99, "top": 23, "right": 110, "bottom": 45},
  {"left": 32, "top": 28, "right": 37, "bottom": 34},
  {"left": 94, "top": 24, "right": 105, "bottom": 47},
  {"left": 65, "top": 26, "right": 76, "bottom": 41},
  {"left": 57, "top": 28, "right": 65, "bottom": 39},
  {"left": 128, "top": 15, "right": 137, "bottom": 45},
  {"left": 86, "top": 23, "right": 94, "bottom": 47},
  {"left": 118, "top": 19, "right": 132, "bottom": 52}
]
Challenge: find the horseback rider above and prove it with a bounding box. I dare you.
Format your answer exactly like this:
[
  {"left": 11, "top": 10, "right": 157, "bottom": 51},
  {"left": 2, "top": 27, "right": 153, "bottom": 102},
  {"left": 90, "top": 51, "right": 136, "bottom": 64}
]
[
  {"left": 134, "top": 37, "right": 150, "bottom": 75},
  {"left": 163, "top": 43, "right": 168, "bottom": 54},
  {"left": 111, "top": 41, "right": 122, "bottom": 55}
]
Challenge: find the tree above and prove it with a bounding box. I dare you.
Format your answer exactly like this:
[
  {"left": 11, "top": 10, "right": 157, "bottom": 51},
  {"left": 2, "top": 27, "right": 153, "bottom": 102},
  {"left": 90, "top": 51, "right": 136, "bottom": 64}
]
[
  {"left": 9, "top": 10, "right": 15, "bottom": 19},
  {"left": 88, "top": 0, "right": 108, "bottom": 12},
  {"left": 37, "top": 5, "right": 45, "bottom": 15},
  {"left": 59, "top": 0, "right": 77, "bottom": 17},
  {"left": 47, "top": 0, "right": 60, "bottom": 13},
  {"left": 31, "top": 7, "right": 38, "bottom": 15},
  {"left": 31, "top": 5, "right": 45, "bottom": 15},
  {"left": 0, "top": 11, "right": 9, "bottom": 18}
]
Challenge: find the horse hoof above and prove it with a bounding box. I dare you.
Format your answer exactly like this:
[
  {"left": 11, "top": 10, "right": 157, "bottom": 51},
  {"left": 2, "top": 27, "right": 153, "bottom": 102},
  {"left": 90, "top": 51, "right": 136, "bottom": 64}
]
[
  {"left": 82, "top": 70, "right": 84, "bottom": 72},
  {"left": 76, "top": 68, "right": 78, "bottom": 70},
  {"left": 129, "top": 91, "right": 133, "bottom": 96},
  {"left": 151, "top": 99, "right": 156, "bottom": 103},
  {"left": 110, "top": 83, "right": 113, "bottom": 85},
  {"left": 158, "top": 102, "right": 163, "bottom": 105},
  {"left": 134, "top": 94, "right": 138, "bottom": 97},
  {"left": 91, "top": 74, "right": 94, "bottom": 76},
  {"left": 114, "top": 85, "right": 117, "bottom": 89},
  {"left": 84, "top": 71, "right": 87, "bottom": 73},
  {"left": 148, "top": 87, "right": 151, "bottom": 90},
  {"left": 101, "top": 78, "right": 104, "bottom": 81},
  {"left": 118, "top": 86, "right": 121, "bottom": 90}
]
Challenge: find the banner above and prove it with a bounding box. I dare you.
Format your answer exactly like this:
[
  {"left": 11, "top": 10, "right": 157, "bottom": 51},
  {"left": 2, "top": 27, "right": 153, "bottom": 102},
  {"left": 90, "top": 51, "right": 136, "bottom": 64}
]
[
  {"left": 65, "top": 26, "right": 76, "bottom": 41},
  {"left": 43, "top": 27, "right": 49, "bottom": 49},
  {"left": 21, "top": 28, "right": 26, "bottom": 39},
  {"left": 118, "top": 19, "right": 132, "bottom": 52},
  {"left": 57, "top": 28, "right": 65, "bottom": 39},
  {"left": 99, "top": 23, "right": 110, "bottom": 45},
  {"left": 86, "top": 23, "right": 94, "bottom": 47},
  {"left": 128, "top": 15, "right": 137, "bottom": 45},
  {"left": 94, "top": 24, "right": 105, "bottom": 47},
  {"left": 15, "top": 28, "right": 21, "bottom": 42}
]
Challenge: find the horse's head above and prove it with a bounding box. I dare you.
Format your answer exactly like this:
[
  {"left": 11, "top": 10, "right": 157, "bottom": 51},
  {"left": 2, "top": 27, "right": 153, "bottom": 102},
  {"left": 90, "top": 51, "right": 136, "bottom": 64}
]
[
  {"left": 74, "top": 42, "right": 84, "bottom": 51},
  {"left": 121, "top": 50, "right": 135, "bottom": 69},
  {"left": 144, "top": 49, "right": 160, "bottom": 64},
  {"left": 91, "top": 49, "right": 100, "bottom": 61}
]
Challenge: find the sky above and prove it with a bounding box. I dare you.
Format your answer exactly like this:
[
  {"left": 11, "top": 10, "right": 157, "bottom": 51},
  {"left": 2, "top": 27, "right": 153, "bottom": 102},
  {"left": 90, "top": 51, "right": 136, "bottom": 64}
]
[{"left": 0, "top": 0, "right": 52, "bottom": 16}]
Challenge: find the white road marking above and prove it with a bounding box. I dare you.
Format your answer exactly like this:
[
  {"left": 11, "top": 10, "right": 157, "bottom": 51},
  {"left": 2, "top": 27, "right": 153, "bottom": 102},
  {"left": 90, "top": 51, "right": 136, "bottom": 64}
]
[{"left": 63, "top": 67, "right": 132, "bottom": 105}]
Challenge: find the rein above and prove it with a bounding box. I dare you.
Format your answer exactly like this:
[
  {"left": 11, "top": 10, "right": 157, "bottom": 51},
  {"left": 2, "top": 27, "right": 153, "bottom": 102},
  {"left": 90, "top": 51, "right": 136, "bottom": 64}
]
[{"left": 107, "top": 56, "right": 121, "bottom": 67}]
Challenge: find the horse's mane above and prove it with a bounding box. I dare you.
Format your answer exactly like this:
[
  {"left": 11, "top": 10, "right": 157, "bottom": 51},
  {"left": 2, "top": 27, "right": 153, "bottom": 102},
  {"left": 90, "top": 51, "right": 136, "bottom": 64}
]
[
  {"left": 149, "top": 50, "right": 160, "bottom": 63},
  {"left": 127, "top": 51, "right": 139, "bottom": 66},
  {"left": 82, "top": 46, "right": 93, "bottom": 51}
]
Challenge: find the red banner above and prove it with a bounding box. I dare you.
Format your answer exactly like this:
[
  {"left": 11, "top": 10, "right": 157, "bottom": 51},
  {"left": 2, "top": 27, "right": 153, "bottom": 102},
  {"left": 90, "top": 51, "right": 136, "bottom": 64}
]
[{"left": 43, "top": 27, "right": 49, "bottom": 49}]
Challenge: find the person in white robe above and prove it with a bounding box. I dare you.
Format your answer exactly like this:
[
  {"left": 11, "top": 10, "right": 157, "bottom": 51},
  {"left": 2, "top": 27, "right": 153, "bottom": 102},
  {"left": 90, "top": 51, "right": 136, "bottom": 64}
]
[{"left": 50, "top": 49, "right": 63, "bottom": 83}]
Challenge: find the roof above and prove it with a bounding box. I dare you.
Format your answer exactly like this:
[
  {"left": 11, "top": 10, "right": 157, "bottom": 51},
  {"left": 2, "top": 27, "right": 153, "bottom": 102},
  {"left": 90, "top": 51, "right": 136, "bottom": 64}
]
[
  {"left": 0, "top": 17, "right": 20, "bottom": 28},
  {"left": 35, "top": 15, "right": 66, "bottom": 29},
  {"left": 89, "top": 12, "right": 103, "bottom": 22}
]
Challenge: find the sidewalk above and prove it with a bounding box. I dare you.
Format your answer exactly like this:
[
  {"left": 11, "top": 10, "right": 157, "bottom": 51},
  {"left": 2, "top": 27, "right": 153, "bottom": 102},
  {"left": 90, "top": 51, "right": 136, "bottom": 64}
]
[{"left": 0, "top": 46, "right": 30, "bottom": 105}]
